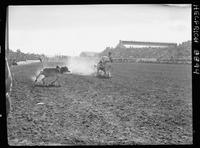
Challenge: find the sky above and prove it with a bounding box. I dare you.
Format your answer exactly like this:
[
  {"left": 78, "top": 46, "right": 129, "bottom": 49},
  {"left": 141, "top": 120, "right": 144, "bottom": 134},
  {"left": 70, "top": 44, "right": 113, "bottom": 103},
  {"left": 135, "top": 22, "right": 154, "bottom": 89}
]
[{"left": 8, "top": 4, "right": 191, "bottom": 57}]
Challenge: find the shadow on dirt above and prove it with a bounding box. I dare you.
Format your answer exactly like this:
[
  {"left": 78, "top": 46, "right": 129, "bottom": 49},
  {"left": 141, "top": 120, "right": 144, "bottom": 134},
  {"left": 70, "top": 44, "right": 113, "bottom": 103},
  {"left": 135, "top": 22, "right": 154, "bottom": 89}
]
[
  {"left": 96, "top": 76, "right": 111, "bottom": 79},
  {"left": 33, "top": 84, "right": 61, "bottom": 87}
]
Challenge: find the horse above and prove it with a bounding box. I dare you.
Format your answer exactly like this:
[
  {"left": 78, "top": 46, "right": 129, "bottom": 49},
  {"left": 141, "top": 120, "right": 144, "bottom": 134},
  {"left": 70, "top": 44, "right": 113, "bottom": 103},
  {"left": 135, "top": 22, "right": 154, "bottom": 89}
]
[{"left": 96, "top": 52, "right": 113, "bottom": 76}]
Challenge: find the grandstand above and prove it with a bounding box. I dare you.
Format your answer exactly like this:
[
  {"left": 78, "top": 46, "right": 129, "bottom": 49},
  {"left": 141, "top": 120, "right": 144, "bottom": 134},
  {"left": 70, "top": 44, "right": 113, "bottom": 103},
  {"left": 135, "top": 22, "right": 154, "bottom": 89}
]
[{"left": 100, "top": 40, "right": 191, "bottom": 64}]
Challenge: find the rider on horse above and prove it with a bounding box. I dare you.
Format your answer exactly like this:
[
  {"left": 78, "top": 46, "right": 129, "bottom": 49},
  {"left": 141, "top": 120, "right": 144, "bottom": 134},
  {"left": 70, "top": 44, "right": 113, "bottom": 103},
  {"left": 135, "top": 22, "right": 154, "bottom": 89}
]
[{"left": 97, "top": 52, "right": 113, "bottom": 76}]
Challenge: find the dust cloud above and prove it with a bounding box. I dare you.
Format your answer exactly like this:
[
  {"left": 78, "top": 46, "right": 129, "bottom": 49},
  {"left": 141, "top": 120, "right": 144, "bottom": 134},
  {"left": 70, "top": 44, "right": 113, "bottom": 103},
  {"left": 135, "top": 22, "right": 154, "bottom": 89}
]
[
  {"left": 65, "top": 56, "right": 99, "bottom": 76},
  {"left": 30, "top": 56, "right": 100, "bottom": 82}
]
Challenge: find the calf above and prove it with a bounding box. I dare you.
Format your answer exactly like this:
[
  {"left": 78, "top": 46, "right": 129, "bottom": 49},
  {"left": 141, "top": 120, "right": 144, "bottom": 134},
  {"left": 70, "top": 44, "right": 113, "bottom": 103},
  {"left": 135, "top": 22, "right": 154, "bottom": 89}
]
[
  {"left": 60, "top": 66, "right": 70, "bottom": 73},
  {"left": 34, "top": 66, "right": 70, "bottom": 85}
]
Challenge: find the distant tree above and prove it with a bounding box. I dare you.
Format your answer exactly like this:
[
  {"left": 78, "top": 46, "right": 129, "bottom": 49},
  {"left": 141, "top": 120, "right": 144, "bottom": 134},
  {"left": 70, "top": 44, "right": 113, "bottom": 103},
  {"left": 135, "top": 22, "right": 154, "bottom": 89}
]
[{"left": 16, "top": 49, "right": 21, "bottom": 53}]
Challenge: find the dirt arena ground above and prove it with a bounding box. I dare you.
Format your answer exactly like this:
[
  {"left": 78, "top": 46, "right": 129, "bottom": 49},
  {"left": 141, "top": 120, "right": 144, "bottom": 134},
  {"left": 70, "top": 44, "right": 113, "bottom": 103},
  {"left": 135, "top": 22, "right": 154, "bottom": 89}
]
[{"left": 7, "top": 62, "right": 192, "bottom": 145}]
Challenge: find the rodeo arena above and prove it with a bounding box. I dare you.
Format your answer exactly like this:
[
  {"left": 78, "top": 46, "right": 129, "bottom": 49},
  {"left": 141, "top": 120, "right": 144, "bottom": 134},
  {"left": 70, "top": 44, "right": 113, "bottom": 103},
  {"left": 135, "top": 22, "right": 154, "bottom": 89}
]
[
  {"left": 5, "top": 39, "right": 192, "bottom": 145},
  {"left": 4, "top": 5, "right": 192, "bottom": 146}
]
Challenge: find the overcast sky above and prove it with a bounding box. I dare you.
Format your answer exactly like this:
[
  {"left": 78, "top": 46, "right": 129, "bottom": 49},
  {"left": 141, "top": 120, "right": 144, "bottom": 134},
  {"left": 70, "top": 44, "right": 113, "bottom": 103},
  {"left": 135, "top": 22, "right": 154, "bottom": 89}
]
[{"left": 9, "top": 4, "right": 191, "bottom": 57}]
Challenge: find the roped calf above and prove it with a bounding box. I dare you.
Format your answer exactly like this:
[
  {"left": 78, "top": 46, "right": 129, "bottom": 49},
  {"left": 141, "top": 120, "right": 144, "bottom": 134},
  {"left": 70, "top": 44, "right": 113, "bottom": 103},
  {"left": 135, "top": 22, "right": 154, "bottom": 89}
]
[{"left": 34, "top": 66, "right": 70, "bottom": 85}]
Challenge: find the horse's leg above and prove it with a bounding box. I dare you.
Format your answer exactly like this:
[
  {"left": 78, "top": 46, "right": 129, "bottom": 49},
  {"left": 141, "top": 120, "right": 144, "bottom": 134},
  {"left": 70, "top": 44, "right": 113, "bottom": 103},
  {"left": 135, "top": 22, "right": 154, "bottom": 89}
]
[
  {"left": 102, "top": 65, "right": 106, "bottom": 75},
  {"left": 50, "top": 76, "right": 59, "bottom": 85},
  {"left": 97, "top": 68, "right": 100, "bottom": 75},
  {"left": 97, "top": 65, "right": 100, "bottom": 75},
  {"left": 41, "top": 77, "right": 47, "bottom": 85},
  {"left": 103, "top": 69, "right": 107, "bottom": 75},
  {"left": 34, "top": 73, "right": 41, "bottom": 83}
]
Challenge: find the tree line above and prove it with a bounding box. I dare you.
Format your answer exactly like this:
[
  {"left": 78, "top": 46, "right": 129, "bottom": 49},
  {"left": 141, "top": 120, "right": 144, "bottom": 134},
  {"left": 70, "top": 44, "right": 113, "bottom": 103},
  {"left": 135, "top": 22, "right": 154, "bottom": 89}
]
[{"left": 7, "top": 49, "right": 47, "bottom": 65}]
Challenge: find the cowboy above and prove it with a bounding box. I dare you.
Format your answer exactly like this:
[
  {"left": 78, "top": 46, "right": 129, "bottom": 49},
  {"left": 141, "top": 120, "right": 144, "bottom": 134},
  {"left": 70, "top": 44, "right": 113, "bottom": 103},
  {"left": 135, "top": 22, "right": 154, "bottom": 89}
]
[{"left": 97, "top": 52, "right": 113, "bottom": 76}]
